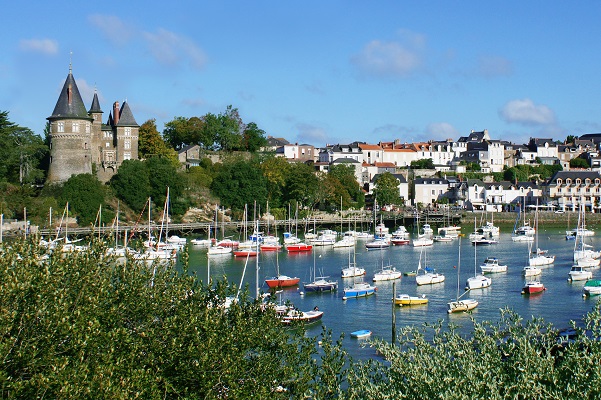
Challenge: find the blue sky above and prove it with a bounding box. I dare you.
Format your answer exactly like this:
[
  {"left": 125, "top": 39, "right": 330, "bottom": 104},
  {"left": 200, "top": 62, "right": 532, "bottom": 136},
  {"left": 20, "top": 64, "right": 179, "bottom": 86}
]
[{"left": 3, "top": 1, "right": 601, "bottom": 147}]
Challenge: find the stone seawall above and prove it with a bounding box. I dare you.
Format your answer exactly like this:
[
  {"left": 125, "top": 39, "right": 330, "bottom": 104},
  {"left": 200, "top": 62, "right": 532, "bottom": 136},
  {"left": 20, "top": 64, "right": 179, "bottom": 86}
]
[{"left": 459, "top": 211, "right": 598, "bottom": 228}]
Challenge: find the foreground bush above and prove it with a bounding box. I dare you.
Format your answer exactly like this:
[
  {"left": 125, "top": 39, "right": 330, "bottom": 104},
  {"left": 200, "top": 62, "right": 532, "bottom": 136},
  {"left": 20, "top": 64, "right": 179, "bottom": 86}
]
[
  {"left": 1, "top": 238, "right": 601, "bottom": 399},
  {"left": 0, "top": 240, "right": 346, "bottom": 398}
]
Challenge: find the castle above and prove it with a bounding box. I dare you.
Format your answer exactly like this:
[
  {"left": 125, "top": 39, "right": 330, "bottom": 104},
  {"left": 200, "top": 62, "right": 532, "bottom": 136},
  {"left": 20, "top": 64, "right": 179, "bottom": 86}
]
[{"left": 46, "top": 66, "right": 139, "bottom": 183}]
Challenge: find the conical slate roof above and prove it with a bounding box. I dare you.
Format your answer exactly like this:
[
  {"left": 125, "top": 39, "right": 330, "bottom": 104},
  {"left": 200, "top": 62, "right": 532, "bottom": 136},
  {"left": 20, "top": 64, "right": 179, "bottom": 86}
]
[
  {"left": 89, "top": 91, "right": 102, "bottom": 113},
  {"left": 48, "top": 72, "right": 91, "bottom": 120},
  {"left": 116, "top": 101, "right": 138, "bottom": 127}
]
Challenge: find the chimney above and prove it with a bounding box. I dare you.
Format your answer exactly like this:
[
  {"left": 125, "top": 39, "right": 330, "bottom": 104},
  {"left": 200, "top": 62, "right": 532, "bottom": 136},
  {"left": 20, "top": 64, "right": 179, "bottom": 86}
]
[{"left": 113, "top": 101, "right": 120, "bottom": 125}]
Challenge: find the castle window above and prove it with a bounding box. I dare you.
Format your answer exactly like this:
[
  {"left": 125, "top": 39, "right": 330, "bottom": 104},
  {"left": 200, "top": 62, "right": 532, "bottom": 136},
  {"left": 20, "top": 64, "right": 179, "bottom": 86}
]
[
  {"left": 124, "top": 152, "right": 131, "bottom": 160},
  {"left": 105, "top": 142, "right": 110, "bottom": 148},
  {"left": 125, "top": 127, "right": 131, "bottom": 136},
  {"left": 84, "top": 142, "right": 88, "bottom": 150},
  {"left": 86, "top": 123, "right": 91, "bottom": 133},
  {"left": 72, "top": 122, "right": 79, "bottom": 132},
  {"left": 57, "top": 122, "right": 64, "bottom": 133},
  {"left": 124, "top": 140, "right": 131, "bottom": 150}
]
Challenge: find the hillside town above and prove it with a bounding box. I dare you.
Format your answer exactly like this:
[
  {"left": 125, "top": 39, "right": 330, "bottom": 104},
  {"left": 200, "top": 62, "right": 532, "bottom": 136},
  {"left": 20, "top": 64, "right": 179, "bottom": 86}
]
[{"left": 172, "top": 129, "right": 600, "bottom": 213}]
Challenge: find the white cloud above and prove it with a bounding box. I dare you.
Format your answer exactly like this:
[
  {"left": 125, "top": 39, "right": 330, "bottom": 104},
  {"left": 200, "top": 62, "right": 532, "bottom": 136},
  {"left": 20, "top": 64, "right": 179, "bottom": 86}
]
[
  {"left": 19, "top": 39, "right": 58, "bottom": 55},
  {"left": 143, "top": 28, "right": 207, "bottom": 69},
  {"left": 426, "top": 122, "right": 459, "bottom": 139},
  {"left": 499, "top": 98, "right": 556, "bottom": 126},
  {"left": 351, "top": 31, "right": 425, "bottom": 78},
  {"left": 88, "top": 14, "right": 134, "bottom": 46},
  {"left": 295, "top": 123, "right": 329, "bottom": 144}
]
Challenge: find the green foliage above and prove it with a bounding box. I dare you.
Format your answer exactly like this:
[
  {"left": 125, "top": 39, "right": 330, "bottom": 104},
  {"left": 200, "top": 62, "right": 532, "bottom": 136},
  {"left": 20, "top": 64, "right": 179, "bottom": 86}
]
[
  {"left": 210, "top": 156, "right": 268, "bottom": 212},
  {"left": 0, "top": 241, "right": 348, "bottom": 398},
  {"left": 186, "top": 165, "right": 213, "bottom": 188},
  {"left": 139, "top": 119, "right": 178, "bottom": 161},
  {"left": 410, "top": 158, "right": 434, "bottom": 169},
  {"left": 260, "top": 156, "right": 291, "bottom": 207},
  {"left": 146, "top": 156, "right": 183, "bottom": 210},
  {"left": 0, "top": 110, "right": 48, "bottom": 184},
  {"left": 110, "top": 160, "right": 150, "bottom": 212},
  {"left": 61, "top": 174, "right": 106, "bottom": 225},
  {"left": 163, "top": 107, "right": 268, "bottom": 152},
  {"left": 329, "top": 164, "right": 365, "bottom": 209},
  {"left": 373, "top": 172, "right": 402, "bottom": 206},
  {"left": 346, "top": 307, "right": 601, "bottom": 398},
  {"left": 570, "top": 157, "right": 590, "bottom": 169},
  {"left": 284, "top": 162, "right": 319, "bottom": 208},
  {"left": 466, "top": 162, "right": 481, "bottom": 172},
  {"left": 243, "top": 122, "right": 268, "bottom": 152},
  {"left": 565, "top": 134, "right": 577, "bottom": 144}
]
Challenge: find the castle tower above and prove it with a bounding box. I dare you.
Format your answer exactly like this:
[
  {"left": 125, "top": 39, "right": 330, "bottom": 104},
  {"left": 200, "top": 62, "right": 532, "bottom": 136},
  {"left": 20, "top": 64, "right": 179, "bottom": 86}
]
[
  {"left": 47, "top": 67, "right": 139, "bottom": 183},
  {"left": 47, "top": 67, "right": 93, "bottom": 182}
]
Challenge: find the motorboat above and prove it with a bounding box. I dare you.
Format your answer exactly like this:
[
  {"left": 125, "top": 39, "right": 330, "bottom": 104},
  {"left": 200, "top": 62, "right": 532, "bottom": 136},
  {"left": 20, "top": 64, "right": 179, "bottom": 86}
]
[
  {"left": 365, "top": 236, "right": 391, "bottom": 250},
  {"left": 303, "top": 277, "right": 338, "bottom": 292},
  {"left": 522, "top": 281, "right": 545, "bottom": 295},
  {"left": 479, "top": 257, "right": 507, "bottom": 274},
  {"left": 394, "top": 294, "right": 428, "bottom": 306},
  {"left": 350, "top": 330, "right": 372, "bottom": 338},
  {"left": 341, "top": 266, "right": 366, "bottom": 278},
  {"left": 190, "top": 237, "right": 212, "bottom": 246},
  {"left": 568, "top": 265, "right": 593, "bottom": 282},
  {"left": 470, "top": 236, "right": 498, "bottom": 245},
  {"left": 433, "top": 235, "right": 453, "bottom": 242},
  {"left": 583, "top": 280, "right": 601, "bottom": 297}
]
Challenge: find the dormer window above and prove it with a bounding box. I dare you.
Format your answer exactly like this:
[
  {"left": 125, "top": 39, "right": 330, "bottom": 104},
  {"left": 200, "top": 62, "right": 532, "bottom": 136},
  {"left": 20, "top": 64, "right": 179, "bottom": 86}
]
[
  {"left": 566, "top": 178, "right": 572, "bottom": 185},
  {"left": 556, "top": 178, "right": 562, "bottom": 185},
  {"left": 576, "top": 178, "right": 582, "bottom": 185},
  {"left": 586, "top": 178, "right": 591, "bottom": 185},
  {"left": 596, "top": 179, "right": 600, "bottom": 185}
]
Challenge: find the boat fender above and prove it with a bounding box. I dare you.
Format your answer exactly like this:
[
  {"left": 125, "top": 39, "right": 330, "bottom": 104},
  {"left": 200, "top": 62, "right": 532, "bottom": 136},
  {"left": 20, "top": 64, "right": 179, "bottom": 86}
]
[
  {"left": 313, "top": 306, "right": 319, "bottom": 311},
  {"left": 374, "top": 287, "right": 378, "bottom": 291}
]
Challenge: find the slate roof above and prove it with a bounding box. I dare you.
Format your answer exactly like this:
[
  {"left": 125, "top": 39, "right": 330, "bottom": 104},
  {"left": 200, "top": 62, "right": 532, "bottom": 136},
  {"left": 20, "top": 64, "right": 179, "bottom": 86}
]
[
  {"left": 371, "top": 173, "right": 407, "bottom": 184},
  {"left": 548, "top": 170, "right": 601, "bottom": 184},
  {"left": 48, "top": 72, "right": 91, "bottom": 120},
  {"left": 116, "top": 101, "right": 138, "bottom": 127},
  {"left": 89, "top": 92, "right": 102, "bottom": 113}
]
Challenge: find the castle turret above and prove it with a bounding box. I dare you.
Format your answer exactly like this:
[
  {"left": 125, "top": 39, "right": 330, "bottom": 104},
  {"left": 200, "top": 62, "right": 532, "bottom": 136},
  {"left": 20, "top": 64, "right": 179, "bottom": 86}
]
[{"left": 46, "top": 68, "right": 93, "bottom": 183}]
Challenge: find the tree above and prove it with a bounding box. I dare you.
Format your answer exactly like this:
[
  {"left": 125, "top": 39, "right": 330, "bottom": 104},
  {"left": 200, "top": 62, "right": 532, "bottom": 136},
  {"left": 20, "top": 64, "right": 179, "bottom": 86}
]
[
  {"left": 146, "top": 156, "right": 186, "bottom": 216},
  {"left": 61, "top": 174, "right": 106, "bottom": 225},
  {"left": 210, "top": 156, "right": 268, "bottom": 211},
  {"left": 410, "top": 158, "right": 435, "bottom": 169},
  {"left": 0, "top": 111, "right": 48, "bottom": 184},
  {"left": 328, "top": 164, "right": 365, "bottom": 209},
  {"left": 284, "top": 162, "right": 319, "bottom": 208},
  {"left": 372, "top": 172, "right": 402, "bottom": 206},
  {"left": 565, "top": 134, "right": 577, "bottom": 144},
  {"left": 110, "top": 159, "right": 150, "bottom": 212},
  {"left": 139, "top": 119, "right": 177, "bottom": 160},
  {"left": 315, "top": 173, "right": 351, "bottom": 211},
  {"left": 260, "top": 156, "right": 291, "bottom": 207},
  {"left": 570, "top": 157, "right": 590, "bottom": 169},
  {"left": 243, "top": 122, "right": 268, "bottom": 152}
]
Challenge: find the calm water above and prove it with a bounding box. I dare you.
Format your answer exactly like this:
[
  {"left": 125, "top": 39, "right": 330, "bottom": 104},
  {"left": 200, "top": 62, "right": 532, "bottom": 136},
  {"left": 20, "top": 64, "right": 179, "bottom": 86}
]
[{"left": 184, "top": 226, "right": 601, "bottom": 359}]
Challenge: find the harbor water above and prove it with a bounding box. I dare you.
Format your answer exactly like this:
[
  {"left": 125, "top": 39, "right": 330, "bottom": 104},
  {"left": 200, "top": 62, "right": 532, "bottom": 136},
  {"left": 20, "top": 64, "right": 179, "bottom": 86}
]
[{"left": 185, "top": 226, "right": 601, "bottom": 359}]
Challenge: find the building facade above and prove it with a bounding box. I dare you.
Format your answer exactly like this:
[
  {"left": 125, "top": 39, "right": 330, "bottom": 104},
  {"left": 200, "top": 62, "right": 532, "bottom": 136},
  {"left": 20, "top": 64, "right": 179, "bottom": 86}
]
[{"left": 47, "top": 68, "right": 139, "bottom": 183}]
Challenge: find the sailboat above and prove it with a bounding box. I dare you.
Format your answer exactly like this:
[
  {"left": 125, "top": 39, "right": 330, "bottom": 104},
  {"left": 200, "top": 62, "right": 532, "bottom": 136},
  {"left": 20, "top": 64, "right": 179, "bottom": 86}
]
[
  {"left": 573, "top": 204, "right": 601, "bottom": 264},
  {"left": 448, "top": 238, "right": 479, "bottom": 313},
  {"left": 207, "top": 205, "right": 232, "bottom": 256},
  {"left": 466, "top": 218, "right": 492, "bottom": 290},
  {"left": 342, "top": 272, "right": 377, "bottom": 300},
  {"left": 412, "top": 213, "right": 434, "bottom": 247},
  {"left": 528, "top": 202, "right": 555, "bottom": 266},
  {"left": 303, "top": 250, "right": 338, "bottom": 292},
  {"left": 512, "top": 198, "right": 535, "bottom": 242},
  {"left": 415, "top": 244, "right": 445, "bottom": 286},
  {"left": 372, "top": 254, "right": 402, "bottom": 282},
  {"left": 341, "top": 245, "right": 366, "bottom": 278},
  {"left": 265, "top": 220, "right": 300, "bottom": 288}
]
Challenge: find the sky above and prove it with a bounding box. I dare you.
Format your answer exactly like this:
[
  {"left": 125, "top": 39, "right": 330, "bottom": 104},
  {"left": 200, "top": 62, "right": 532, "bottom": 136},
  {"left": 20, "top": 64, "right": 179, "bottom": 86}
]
[{"left": 3, "top": 1, "right": 601, "bottom": 147}]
